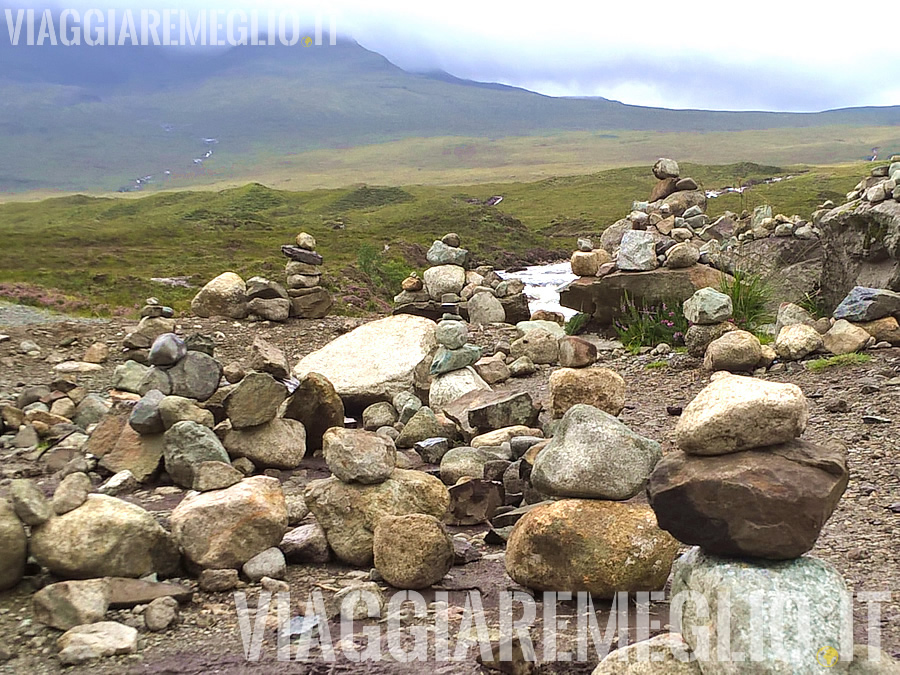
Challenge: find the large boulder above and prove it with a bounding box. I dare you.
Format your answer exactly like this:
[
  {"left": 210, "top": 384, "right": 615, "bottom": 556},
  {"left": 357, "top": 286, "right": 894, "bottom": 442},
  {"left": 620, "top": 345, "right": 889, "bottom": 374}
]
[
  {"left": 648, "top": 439, "right": 849, "bottom": 559},
  {"left": 505, "top": 500, "right": 678, "bottom": 598},
  {"left": 818, "top": 200, "right": 900, "bottom": 313},
  {"left": 428, "top": 367, "right": 492, "bottom": 413},
  {"left": 170, "top": 476, "right": 288, "bottom": 569},
  {"left": 282, "top": 372, "right": 344, "bottom": 451},
  {"left": 423, "top": 265, "right": 466, "bottom": 300},
  {"left": 373, "top": 514, "right": 454, "bottom": 589},
  {"left": 467, "top": 292, "right": 506, "bottom": 325},
  {"left": 222, "top": 418, "right": 307, "bottom": 469},
  {"left": 303, "top": 469, "right": 450, "bottom": 566},
  {"left": 292, "top": 315, "right": 437, "bottom": 408},
  {"left": 823, "top": 319, "right": 871, "bottom": 355},
  {"left": 191, "top": 272, "right": 248, "bottom": 319},
  {"left": 775, "top": 323, "right": 824, "bottom": 360},
  {"left": 30, "top": 495, "right": 179, "bottom": 579},
  {"left": 617, "top": 230, "right": 659, "bottom": 271},
  {"left": 560, "top": 266, "right": 732, "bottom": 326},
  {"left": 672, "top": 547, "right": 851, "bottom": 675},
  {"left": 832, "top": 286, "right": 900, "bottom": 323},
  {"left": 0, "top": 499, "right": 26, "bottom": 590},
  {"left": 532, "top": 404, "right": 661, "bottom": 500},
  {"left": 702, "top": 330, "right": 762, "bottom": 372},
  {"left": 675, "top": 375, "right": 808, "bottom": 455},
  {"left": 548, "top": 367, "right": 626, "bottom": 418}
]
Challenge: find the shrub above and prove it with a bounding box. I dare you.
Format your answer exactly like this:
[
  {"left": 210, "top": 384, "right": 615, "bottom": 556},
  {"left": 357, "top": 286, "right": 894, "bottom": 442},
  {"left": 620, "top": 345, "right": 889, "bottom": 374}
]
[
  {"left": 614, "top": 292, "right": 689, "bottom": 354},
  {"left": 720, "top": 270, "right": 773, "bottom": 331},
  {"left": 564, "top": 312, "right": 590, "bottom": 335}
]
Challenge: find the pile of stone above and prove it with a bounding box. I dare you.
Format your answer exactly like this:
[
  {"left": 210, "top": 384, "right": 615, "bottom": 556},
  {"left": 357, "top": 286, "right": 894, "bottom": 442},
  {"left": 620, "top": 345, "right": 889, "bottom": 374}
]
[
  {"left": 393, "top": 232, "right": 530, "bottom": 324},
  {"left": 844, "top": 157, "right": 900, "bottom": 205},
  {"left": 504, "top": 398, "right": 677, "bottom": 598},
  {"left": 642, "top": 373, "right": 853, "bottom": 670},
  {"left": 281, "top": 232, "right": 333, "bottom": 319}
]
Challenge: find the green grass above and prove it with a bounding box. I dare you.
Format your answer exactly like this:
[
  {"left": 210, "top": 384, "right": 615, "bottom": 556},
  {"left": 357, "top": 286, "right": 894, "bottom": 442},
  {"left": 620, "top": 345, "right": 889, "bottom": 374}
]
[
  {"left": 720, "top": 270, "right": 774, "bottom": 332},
  {"left": 564, "top": 313, "right": 590, "bottom": 336},
  {"left": 614, "top": 292, "right": 689, "bottom": 354},
  {"left": 645, "top": 360, "right": 669, "bottom": 370},
  {"left": 806, "top": 353, "right": 872, "bottom": 371},
  {"left": 0, "top": 161, "right": 871, "bottom": 316}
]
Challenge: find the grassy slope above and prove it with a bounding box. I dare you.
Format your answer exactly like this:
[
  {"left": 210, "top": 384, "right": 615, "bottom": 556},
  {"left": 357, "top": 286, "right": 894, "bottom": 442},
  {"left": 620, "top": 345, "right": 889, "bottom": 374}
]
[{"left": 0, "top": 161, "right": 866, "bottom": 316}]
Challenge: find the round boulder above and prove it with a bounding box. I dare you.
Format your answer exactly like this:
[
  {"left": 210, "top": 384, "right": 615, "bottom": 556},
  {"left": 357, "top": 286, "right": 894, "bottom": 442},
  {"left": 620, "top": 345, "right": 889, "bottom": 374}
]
[
  {"left": 373, "top": 514, "right": 454, "bottom": 589},
  {"left": 323, "top": 428, "right": 396, "bottom": 484},
  {"left": 190, "top": 272, "right": 248, "bottom": 319},
  {"left": 702, "top": 330, "right": 762, "bottom": 372}
]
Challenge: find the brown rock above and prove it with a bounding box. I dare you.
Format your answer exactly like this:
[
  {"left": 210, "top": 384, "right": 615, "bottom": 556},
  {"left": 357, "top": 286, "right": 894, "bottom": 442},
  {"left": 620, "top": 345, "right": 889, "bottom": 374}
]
[
  {"left": 82, "top": 342, "right": 110, "bottom": 364},
  {"left": 548, "top": 367, "right": 625, "bottom": 418},
  {"left": 855, "top": 316, "right": 900, "bottom": 345},
  {"left": 373, "top": 514, "right": 454, "bottom": 589},
  {"left": 98, "top": 425, "right": 164, "bottom": 483},
  {"left": 557, "top": 336, "right": 597, "bottom": 368},
  {"left": 648, "top": 439, "right": 848, "bottom": 559},
  {"left": 282, "top": 372, "right": 345, "bottom": 451},
  {"left": 650, "top": 177, "right": 678, "bottom": 202},
  {"left": 447, "top": 479, "right": 504, "bottom": 525},
  {"left": 685, "top": 321, "right": 738, "bottom": 357}
]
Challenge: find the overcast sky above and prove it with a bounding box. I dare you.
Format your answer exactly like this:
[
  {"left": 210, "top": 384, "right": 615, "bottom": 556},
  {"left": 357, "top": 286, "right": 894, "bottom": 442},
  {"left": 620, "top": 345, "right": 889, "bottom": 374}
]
[{"left": 7, "top": 0, "right": 900, "bottom": 112}]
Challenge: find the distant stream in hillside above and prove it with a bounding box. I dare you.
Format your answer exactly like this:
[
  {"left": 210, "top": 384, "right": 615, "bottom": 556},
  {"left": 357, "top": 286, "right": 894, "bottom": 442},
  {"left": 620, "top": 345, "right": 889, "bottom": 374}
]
[{"left": 500, "top": 262, "right": 577, "bottom": 319}]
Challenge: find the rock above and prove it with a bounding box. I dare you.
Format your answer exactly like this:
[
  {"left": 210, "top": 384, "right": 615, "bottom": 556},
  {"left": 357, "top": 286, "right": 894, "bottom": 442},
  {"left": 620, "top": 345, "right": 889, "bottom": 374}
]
[
  {"left": 362, "top": 401, "right": 398, "bottom": 430},
  {"left": 832, "top": 286, "right": 900, "bottom": 322},
  {"left": 112, "top": 361, "right": 150, "bottom": 394},
  {"left": 97, "top": 470, "right": 138, "bottom": 496},
  {"left": 191, "top": 461, "right": 244, "bottom": 492},
  {"left": 617, "top": 230, "right": 659, "bottom": 271},
  {"left": 412, "top": 437, "right": 450, "bottom": 464},
  {"left": 170, "top": 476, "right": 288, "bottom": 569},
  {"left": 123, "top": 317, "right": 176, "bottom": 350},
  {"left": 73, "top": 393, "right": 111, "bottom": 427},
  {"left": 223, "top": 418, "right": 306, "bottom": 469},
  {"left": 675, "top": 374, "right": 809, "bottom": 455},
  {"left": 516, "top": 320, "right": 566, "bottom": 339},
  {"left": 223, "top": 372, "right": 287, "bottom": 429},
  {"left": 97, "top": 423, "right": 165, "bottom": 483},
  {"left": 158, "top": 395, "right": 214, "bottom": 430},
  {"left": 428, "top": 367, "right": 491, "bottom": 414},
  {"left": 775, "top": 302, "right": 816, "bottom": 335},
  {"left": 323, "top": 427, "right": 396, "bottom": 484},
  {"left": 395, "top": 406, "right": 449, "bottom": 448},
  {"left": 303, "top": 469, "right": 450, "bottom": 566},
  {"left": 144, "top": 596, "right": 178, "bottom": 631},
  {"left": 57, "top": 621, "right": 138, "bottom": 665},
  {"left": 373, "top": 514, "right": 454, "bottom": 589},
  {"left": 293, "top": 315, "right": 437, "bottom": 408},
  {"left": 665, "top": 242, "right": 700, "bottom": 269},
  {"left": 448, "top": 479, "right": 504, "bottom": 525},
  {"left": 242, "top": 547, "right": 286, "bottom": 582},
  {"left": 549, "top": 367, "right": 625, "bottom": 418},
  {"left": 280, "top": 523, "right": 331, "bottom": 564},
  {"left": 683, "top": 287, "right": 732, "bottom": 325},
  {"left": 672, "top": 547, "right": 850, "bottom": 675},
  {"left": 855, "top": 316, "right": 900, "bottom": 345},
  {"left": 140, "top": 351, "right": 223, "bottom": 402},
  {"left": 423, "top": 264, "right": 466, "bottom": 300},
  {"left": 248, "top": 297, "right": 291, "bottom": 322},
  {"left": 592, "top": 634, "right": 700, "bottom": 674},
  {"left": 440, "top": 447, "right": 498, "bottom": 484},
  {"left": 648, "top": 439, "right": 849, "bottom": 559},
  {"left": 532, "top": 404, "right": 660, "bottom": 500},
  {"left": 248, "top": 336, "right": 290, "bottom": 379},
  {"left": 506, "top": 500, "right": 678, "bottom": 597},
  {"left": 247, "top": 276, "right": 290, "bottom": 300},
  {"left": 191, "top": 272, "right": 248, "bottom": 319},
  {"left": 0, "top": 499, "right": 26, "bottom": 591},
  {"left": 33, "top": 579, "right": 110, "bottom": 630},
  {"left": 823, "top": 319, "right": 871, "bottom": 355},
  {"left": 660, "top": 190, "right": 707, "bottom": 218},
  {"left": 510, "top": 328, "right": 559, "bottom": 365},
  {"left": 430, "top": 344, "right": 483, "bottom": 375},
  {"left": 392, "top": 391, "right": 422, "bottom": 424},
  {"left": 508, "top": 356, "right": 537, "bottom": 377},
  {"left": 434, "top": 320, "right": 468, "bottom": 350},
  {"left": 105, "top": 577, "right": 192, "bottom": 610},
  {"left": 148, "top": 333, "right": 187, "bottom": 367},
  {"left": 650, "top": 177, "right": 679, "bottom": 202},
  {"left": 401, "top": 275, "right": 423, "bottom": 292},
  {"left": 52, "top": 472, "right": 92, "bottom": 515},
  {"left": 82, "top": 342, "right": 110, "bottom": 364},
  {"left": 468, "top": 292, "right": 506, "bottom": 325},
  {"left": 472, "top": 426, "right": 540, "bottom": 448},
  {"left": 653, "top": 158, "right": 680, "bottom": 179},
  {"left": 426, "top": 240, "right": 469, "bottom": 266},
  {"left": 129, "top": 390, "right": 166, "bottom": 435},
  {"left": 30, "top": 495, "right": 179, "bottom": 579},
  {"left": 199, "top": 569, "right": 240, "bottom": 592},
  {"left": 164, "top": 421, "right": 230, "bottom": 488},
  {"left": 10, "top": 478, "right": 52, "bottom": 526},
  {"left": 703, "top": 330, "right": 762, "bottom": 372},
  {"left": 463, "top": 389, "right": 539, "bottom": 432},
  {"left": 557, "top": 336, "right": 597, "bottom": 368},
  {"left": 289, "top": 287, "right": 333, "bottom": 319},
  {"left": 473, "top": 355, "right": 510, "bottom": 384},
  {"left": 293, "top": 231, "right": 317, "bottom": 250},
  {"left": 776, "top": 323, "right": 824, "bottom": 360},
  {"left": 282, "top": 372, "right": 344, "bottom": 451}
]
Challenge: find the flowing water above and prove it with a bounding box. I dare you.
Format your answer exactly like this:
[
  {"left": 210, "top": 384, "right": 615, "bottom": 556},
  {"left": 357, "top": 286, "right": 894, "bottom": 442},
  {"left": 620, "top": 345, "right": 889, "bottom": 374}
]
[{"left": 500, "top": 262, "right": 578, "bottom": 319}]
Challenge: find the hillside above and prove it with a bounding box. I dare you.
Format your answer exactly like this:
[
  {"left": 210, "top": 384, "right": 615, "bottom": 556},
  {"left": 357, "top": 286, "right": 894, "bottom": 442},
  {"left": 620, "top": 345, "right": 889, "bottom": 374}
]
[
  {"left": 1, "top": 38, "right": 898, "bottom": 194},
  {"left": 0, "top": 161, "right": 866, "bottom": 315}
]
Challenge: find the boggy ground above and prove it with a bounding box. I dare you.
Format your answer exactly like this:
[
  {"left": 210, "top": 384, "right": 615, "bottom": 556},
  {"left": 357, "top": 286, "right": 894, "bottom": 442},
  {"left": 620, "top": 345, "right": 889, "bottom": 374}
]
[{"left": 0, "top": 305, "right": 898, "bottom": 674}]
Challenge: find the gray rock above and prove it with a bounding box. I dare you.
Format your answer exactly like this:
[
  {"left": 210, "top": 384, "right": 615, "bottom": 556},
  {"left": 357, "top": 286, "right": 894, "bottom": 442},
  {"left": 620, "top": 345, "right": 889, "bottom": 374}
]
[
  {"left": 57, "top": 621, "right": 138, "bottom": 665},
  {"left": 279, "top": 523, "right": 330, "bottom": 564},
  {"left": 395, "top": 407, "right": 449, "bottom": 448},
  {"left": 123, "top": 317, "right": 176, "bottom": 350},
  {"left": 222, "top": 418, "right": 307, "bottom": 469},
  {"left": 323, "top": 427, "right": 397, "bottom": 484},
  {"left": 775, "top": 302, "right": 816, "bottom": 336},
  {"left": 190, "top": 272, "right": 248, "bottom": 319},
  {"left": 52, "top": 472, "right": 92, "bottom": 515},
  {"left": 617, "top": 230, "right": 659, "bottom": 271},
  {"left": 434, "top": 320, "right": 468, "bottom": 350},
  {"left": 510, "top": 328, "right": 559, "bottom": 365},
  {"left": 703, "top": 330, "right": 763, "bottom": 373},
  {"left": 144, "top": 596, "right": 178, "bottom": 631},
  {"left": 466, "top": 390, "right": 540, "bottom": 432},
  {"left": 429, "top": 344, "right": 483, "bottom": 375},
  {"left": 833, "top": 286, "right": 900, "bottom": 322},
  {"left": 424, "top": 264, "right": 467, "bottom": 300},
  {"left": 246, "top": 276, "right": 289, "bottom": 300},
  {"left": 163, "top": 421, "right": 230, "bottom": 488},
  {"left": 775, "top": 323, "right": 824, "bottom": 360},
  {"left": 392, "top": 391, "right": 422, "bottom": 424},
  {"left": 516, "top": 320, "right": 566, "bottom": 339},
  {"left": 468, "top": 292, "right": 506, "bottom": 325},
  {"left": 242, "top": 547, "right": 286, "bottom": 581},
  {"left": 413, "top": 437, "right": 451, "bottom": 464},
  {"left": 440, "top": 447, "right": 497, "bottom": 485},
  {"left": 10, "top": 478, "right": 52, "bottom": 526},
  {"left": 158, "top": 395, "right": 214, "bottom": 430},
  {"left": 683, "top": 287, "right": 733, "bottom": 325},
  {"left": 248, "top": 336, "right": 290, "bottom": 379},
  {"left": 653, "top": 158, "right": 680, "bottom": 179},
  {"left": 665, "top": 242, "right": 700, "bottom": 269},
  {"left": 113, "top": 361, "right": 151, "bottom": 394},
  {"left": 139, "top": 351, "right": 223, "bottom": 402},
  {"left": 128, "top": 390, "right": 166, "bottom": 435},
  {"left": 33, "top": 578, "right": 110, "bottom": 630},
  {"left": 248, "top": 297, "right": 291, "bottom": 322},
  {"left": 428, "top": 367, "right": 491, "bottom": 414},
  {"left": 532, "top": 404, "right": 661, "bottom": 500},
  {"left": 223, "top": 372, "right": 287, "bottom": 428},
  {"left": 426, "top": 240, "right": 469, "bottom": 267},
  {"left": 73, "top": 394, "right": 110, "bottom": 428},
  {"left": 148, "top": 333, "right": 187, "bottom": 367},
  {"left": 191, "top": 461, "right": 244, "bottom": 492},
  {"left": 0, "top": 499, "right": 26, "bottom": 591},
  {"left": 97, "top": 470, "right": 138, "bottom": 496},
  {"left": 672, "top": 547, "right": 850, "bottom": 675},
  {"left": 199, "top": 568, "right": 240, "bottom": 592},
  {"left": 362, "top": 401, "right": 398, "bottom": 430}
]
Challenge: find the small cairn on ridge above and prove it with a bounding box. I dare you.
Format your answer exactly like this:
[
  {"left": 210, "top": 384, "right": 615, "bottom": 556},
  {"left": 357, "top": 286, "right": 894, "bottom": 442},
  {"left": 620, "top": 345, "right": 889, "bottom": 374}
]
[{"left": 281, "top": 232, "right": 333, "bottom": 319}]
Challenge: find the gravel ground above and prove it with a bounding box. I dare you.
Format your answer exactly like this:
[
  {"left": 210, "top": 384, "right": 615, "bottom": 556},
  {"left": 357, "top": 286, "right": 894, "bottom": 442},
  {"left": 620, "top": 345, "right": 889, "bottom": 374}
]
[{"left": 0, "top": 306, "right": 898, "bottom": 674}]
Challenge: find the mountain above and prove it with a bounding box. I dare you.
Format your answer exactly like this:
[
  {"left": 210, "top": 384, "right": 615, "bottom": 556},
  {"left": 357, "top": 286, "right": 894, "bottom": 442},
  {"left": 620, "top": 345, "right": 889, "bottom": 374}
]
[{"left": 0, "top": 37, "right": 898, "bottom": 193}]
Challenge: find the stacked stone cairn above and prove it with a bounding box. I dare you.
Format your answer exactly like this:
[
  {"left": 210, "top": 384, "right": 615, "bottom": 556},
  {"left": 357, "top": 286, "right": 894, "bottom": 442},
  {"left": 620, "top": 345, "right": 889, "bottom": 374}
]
[
  {"left": 281, "top": 232, "right": 333, "bottom": 319},
  {"left": 394, "top": 232, "right": 530, "bottom": 324},
  {"left": 842, "top": 156, "right": 900, "bottom": 205},
  {"left": 641, "top": 373, "right": 854, "bottom": 672}
]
